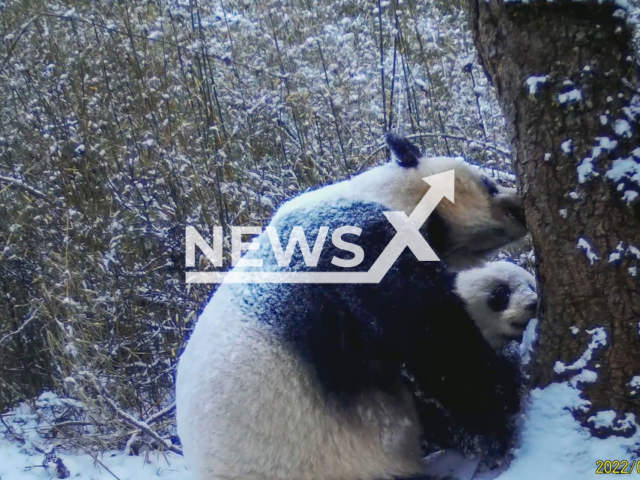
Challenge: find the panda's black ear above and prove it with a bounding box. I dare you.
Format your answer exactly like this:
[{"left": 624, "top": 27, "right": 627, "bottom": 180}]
[{"left": 386, "top": 133, "right": 421, "bottom": 168}]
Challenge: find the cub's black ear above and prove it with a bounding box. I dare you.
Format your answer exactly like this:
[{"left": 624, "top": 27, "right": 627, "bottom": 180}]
[{"left": 386, "top": 133, "right": 421, "bottom": 168}]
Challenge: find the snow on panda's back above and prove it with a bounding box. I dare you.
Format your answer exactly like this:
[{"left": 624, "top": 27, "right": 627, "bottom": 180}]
[
  {"left": 274, "top": 134, "right": 527, "bottom": 269},
  {"left": 455, "top": 261, "right": 537, "bottom": 350}
]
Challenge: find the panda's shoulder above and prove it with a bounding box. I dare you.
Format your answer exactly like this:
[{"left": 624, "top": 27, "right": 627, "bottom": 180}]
[
  {"left": 271, "top": 198, "right": 395, "bottom": 240},
  {"left": 271, "top": 180, "right": 350, "bottom": 221}
]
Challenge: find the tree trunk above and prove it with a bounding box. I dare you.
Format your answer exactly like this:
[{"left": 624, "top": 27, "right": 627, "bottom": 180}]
[{"left": 467, "top": 0, "right": 640, "bottom": 436}]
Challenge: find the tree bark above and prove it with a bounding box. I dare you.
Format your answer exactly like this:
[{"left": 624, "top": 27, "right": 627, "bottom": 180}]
[{"left": 467, "top": 0, "right": 640, "bottom": 436}]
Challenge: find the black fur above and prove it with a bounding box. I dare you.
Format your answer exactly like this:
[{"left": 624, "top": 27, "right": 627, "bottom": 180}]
[
  {"left": 423, "top": 211, "right": 452, "bottom": 259},
  {"left": 238, "top": 198, "right": 522, "bottom": 460},
  {"left": 386, "top": 133, "right": 422, "bottom": 168}
]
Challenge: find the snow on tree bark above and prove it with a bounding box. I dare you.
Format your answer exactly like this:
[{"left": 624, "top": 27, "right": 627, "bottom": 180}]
[{"left": 467, "top": 0, "right": 640, "bottom": 436}]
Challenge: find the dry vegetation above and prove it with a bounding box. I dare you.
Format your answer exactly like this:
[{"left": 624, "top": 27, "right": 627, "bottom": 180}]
[{"left": 0, "top": 0, "right": 514, "bottom": 453}]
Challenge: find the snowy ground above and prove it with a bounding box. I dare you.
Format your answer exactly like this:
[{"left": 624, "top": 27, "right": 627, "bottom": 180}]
[
  {"left": 3, "top": 384, "right": 638, "bottom": 480},
  {"left": 1, "top": 322, "right": 638, "bottom": 480},
  {"left": 497, "top": 382, "right": 640, "bottom": 480},
  {"left": 496, "top": 321, "right": 639, "bottom": 479},
  {"left": 0, "top": 397, "right": 191, "bottom": 480},
  {"left": 495, "top": 321, "right": 640, "bottom": 480},
  {"left": 0, "top": 441, "right": 190, "bottom": 480}
]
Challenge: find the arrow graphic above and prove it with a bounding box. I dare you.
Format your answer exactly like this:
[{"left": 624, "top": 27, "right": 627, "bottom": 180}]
[{"left": 185, "top": 170, "right": 455, "bottom": 284}]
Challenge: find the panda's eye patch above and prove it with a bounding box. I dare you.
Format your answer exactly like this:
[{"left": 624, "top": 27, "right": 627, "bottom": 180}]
[
  {"left": 481, "top": 175, "right": 499, "bottom": 196},
  {"left": 488, "top": 284, "right": 511, "bottom": 312}
]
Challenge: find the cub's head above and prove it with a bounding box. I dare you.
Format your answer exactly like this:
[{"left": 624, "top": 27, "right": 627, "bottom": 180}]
[
  {"left": 454, "top": 261, "right": 537, "bottom": 350},
  {"left": 386, "top": 134, "right": 528, "bottom": 268}
]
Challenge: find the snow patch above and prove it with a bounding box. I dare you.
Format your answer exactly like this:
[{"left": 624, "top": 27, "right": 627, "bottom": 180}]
[
  {"left": 0, "top": 396, "right": 189, "bottom": 480},
  {"left": 577, "top": 159, "right": 596, "bottom": 183},
  {"left": 520, "top": 318, "right": 538, "bottom": 365},
  {"left": 0, "top": 440, "right": 190, "bottom": 480},
  {"left": 496, "top": 382, "right": 640, "bottom": 480},
  {"left": 577, "top": 238, "right": 599, "bottom": 265},
  {"left": 587, "top": 410, "right": 616, "bottom": 429},
  {"left": 558, "top": 89, "right": 582, "bottom": 105},
  {"left": 605, "top": 157, "right": 640, "bottom": 204},
  {"left": 597, "top": 137, "right": 618, "bottom": 150},
  {"left": 608, "top": 242, "right": 624, "bottom": 263},
  {"left": 577, "top": 137, "right": 618, "bottom": 183},
  {"left": 560, "top": 140, "right": 573, "bottom": 154},
  {"left": 623, "top": 190, "right": 638, "bottom": 203},
  {"left": 554, "top": 327, "right": 606, "bottom": 374},
  {"left": 587, "top": 411, "right": 636, "bottom": 433},
  {"left": 526, "top": 75, "right": 549, "bottom": 96},
  {"left": 569, "top": 369, "right": 598, "bottom": 387},
  {"left": 614, "top": 119, "right": 632, "bottom": 138}
]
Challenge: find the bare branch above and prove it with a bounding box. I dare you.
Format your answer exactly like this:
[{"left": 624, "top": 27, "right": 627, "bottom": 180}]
[
  {"left": 0, "top": 175, "right": 53, "bottom": 204},
  {"left": 85, "top": 376, "right": 182, "bottom": 455},
  {"left": 356, "top": 131, "right": 512, "bottom": 173},
  {"left": 0, "top": 305, "right": 42, "bottom": 347}
]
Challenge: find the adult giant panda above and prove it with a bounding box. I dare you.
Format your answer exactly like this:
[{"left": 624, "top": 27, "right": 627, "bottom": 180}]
[{"left": 176, "top": 135, "right": 528, "bottom": 480}]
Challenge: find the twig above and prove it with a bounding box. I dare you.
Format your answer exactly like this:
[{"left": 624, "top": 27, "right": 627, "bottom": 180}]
[
  {"left": 0, "top": 305, "right": 42, "bottom": 346},
  {"left": 146, "top": 402, "right": 176, "bottom": 425},
  {"left": 89, "top": 456, "right": 123, "bottom": 480},
  {"left": 0, "top": 19, "right": 35, "bottom": 73},
  {"left": 16, "top": 9, "right": 270, "bottom": 78},
  {"left": 377, "top": 0, "right": 387, "bottom": 133},
  {"left": 388, "top": 33, "right": 398, "bottom": 132},
  {"left": 0, "top": 175, "right": 54, "bottom": 204},
  {"left": 104, "top": 397, "right": 182, "bottom": 455},
  {"left": 86, "top": 376, "right": 182, "bottom": 455},
  {"left": 124, "top": 432, "right": 139, "bottom": 456},
  {"left": 356, "top": 130, "right": 512, "bottom": 173},
  {"left": 406, "top": 132, "right": 511, "bottom": 156},
  {"left": 51, "top": 421, "right": 93, "bottom": 429},
  {"left": 315, "top": 39, "right": 348, "bottom": 165},
  {"left": 10, "top": 397, "right": 123, "bottom": 480}
]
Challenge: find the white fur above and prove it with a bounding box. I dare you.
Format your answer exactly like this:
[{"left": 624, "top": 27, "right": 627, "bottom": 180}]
[
  {"left": 176, "top": 285, "right": 425, "bottom": 480},
  {"left": 274, "top": 155, "right": 526, "bottom": 269},
  {"left": 274, "top": 157, "right": 461, "bottom": 219},
  {"left": 455, "top": 261, "right": 537, "bottom": 350}
]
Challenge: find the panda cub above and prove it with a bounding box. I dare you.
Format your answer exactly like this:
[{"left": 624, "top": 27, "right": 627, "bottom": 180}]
[
  {"left": 176, "top": 135, "right": 528, "bottom": 480},
  {"left": 417, "top": 261, "right": 537, "bottom": 465},
  {"left": 456, "top": 261, "right": 537, "bottom": 351}
]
